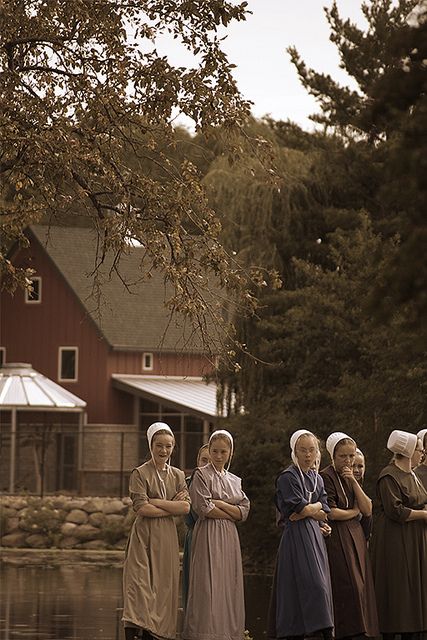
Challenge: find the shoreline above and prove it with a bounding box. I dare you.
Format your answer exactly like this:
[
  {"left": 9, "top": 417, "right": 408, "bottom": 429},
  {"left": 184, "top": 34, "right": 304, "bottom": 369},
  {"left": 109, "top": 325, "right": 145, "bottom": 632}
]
[{"left": 0, "top": 547, "right": 125, "bottom": 566}]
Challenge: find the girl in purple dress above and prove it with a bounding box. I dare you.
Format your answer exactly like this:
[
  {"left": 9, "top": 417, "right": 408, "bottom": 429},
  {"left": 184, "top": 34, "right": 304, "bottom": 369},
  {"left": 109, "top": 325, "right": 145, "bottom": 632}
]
[
  {"left": 183, "top": 429, "right": 250, "bottom": 640},
  {"left": 268, "top": 429, "right": 334, "bottom": 640}
]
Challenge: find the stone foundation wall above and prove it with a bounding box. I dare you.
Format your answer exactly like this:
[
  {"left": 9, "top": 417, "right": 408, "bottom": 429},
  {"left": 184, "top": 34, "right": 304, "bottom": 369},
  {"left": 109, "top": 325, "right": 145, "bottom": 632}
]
[{"left": 0, "top": 495, "right": 135, "bottom": 550}]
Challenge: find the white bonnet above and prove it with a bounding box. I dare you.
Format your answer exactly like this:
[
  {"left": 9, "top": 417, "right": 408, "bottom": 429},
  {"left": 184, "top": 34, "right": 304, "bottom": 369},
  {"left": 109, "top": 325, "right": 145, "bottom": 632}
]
[
  {"left": 416, "top": 428, "right": 427, "bottom": 448},
  {"left": 209, "top": 429, "right": 233, "bottom": 449},
  {"left": 290, "top": 429, "right": 315, "bottom": 464},
  {"left": 209, "top": 429, "right": 234, "bottom": 469},
  {"left": 146, "top": 422, "right": 174, "bottom": 451},
  {"left": 387, "top": 430, "right": 417, "bottom": 458},
  {"left": 326, "top": 432, "right": 356, "bottom": 459}
]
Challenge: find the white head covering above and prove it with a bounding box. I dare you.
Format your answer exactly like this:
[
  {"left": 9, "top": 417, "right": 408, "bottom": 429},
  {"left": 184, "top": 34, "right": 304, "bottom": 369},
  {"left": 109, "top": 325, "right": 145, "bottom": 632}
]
[
  {"left": 146, "top": 422, "right": 174, "bottom": 452},
  {"left": 417, "top": 428, "right": 427, "bottom": 448},
  {"left": 290, "top": 429, "right": 315, "bottom": 464},
  {"left": 326, "top": 432, "right": 356, "bottom": 460},
  {"left": 387, "top": 430, "right": 417, "bottom": 458},
  {"left": 356, "top": 447, "right": 364, "bottom": 457},
  {"left": 209, "top": 429, "right": 234, "bottom": 470}
]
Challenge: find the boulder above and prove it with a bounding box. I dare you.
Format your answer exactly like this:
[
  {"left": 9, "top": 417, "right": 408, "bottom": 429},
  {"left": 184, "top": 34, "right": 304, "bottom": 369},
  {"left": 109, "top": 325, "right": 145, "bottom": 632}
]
[
  {"left": 73, "top": 524, "right": 100, "bottom": 541},
  {"left": 51, "top": 496, "right": 69, "bottom": 510},
  {"left": 80, "top": 540, "right": 109, "bottom": 550},
  {"left": 66, "top": 499, "right": 86, "bottom": 510},
  {"left": 1, "top": 531, "right": 28, "bottom": 547},
  {"left": 1, "top": 506, "right": 18, "bottom": 519},
  {"left": 105, "top": 514, "right": 124, "bottom": 525},
  {"left": 66, "top": 509, "right": 88, "bottom": 524},
  {"left": 88, "top": 512, "right": 105, "bottom": 527},
  {"left": 61, "top": 522, "right": 78, "bottom": 536},
  {"left": 26, "top": 533, "right": 50, "bottom": 548},
  {"left": 5, "top": 517, "right": 19, "bottom": 534},
  {"left": 58, "top": 536, "right": 80, "bottom": 549},
  {"left": 82, "top": 498, "right": 104, "bottom": 513},
  {"left": 102, "top": 500, "right": 127, "bottom": 515}
]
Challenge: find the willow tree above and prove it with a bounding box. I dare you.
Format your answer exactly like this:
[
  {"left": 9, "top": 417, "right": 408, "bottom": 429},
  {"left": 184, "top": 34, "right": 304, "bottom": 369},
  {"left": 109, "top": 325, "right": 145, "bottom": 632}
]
[{"left": 0, "top": 0, "right": 274, "bottom": 351}]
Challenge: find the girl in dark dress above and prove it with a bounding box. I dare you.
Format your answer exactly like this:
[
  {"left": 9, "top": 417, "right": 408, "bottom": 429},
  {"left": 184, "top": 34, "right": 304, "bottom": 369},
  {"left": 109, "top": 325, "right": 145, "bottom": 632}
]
[
  {"left": 321, "top": 432, "right": 379, "bottom": 640},
  {"left": 268, "top": 429, "right": 334, "bottom": 640},
  {"left": 371, "top": 429, "right": 427, "bottom": 640}
]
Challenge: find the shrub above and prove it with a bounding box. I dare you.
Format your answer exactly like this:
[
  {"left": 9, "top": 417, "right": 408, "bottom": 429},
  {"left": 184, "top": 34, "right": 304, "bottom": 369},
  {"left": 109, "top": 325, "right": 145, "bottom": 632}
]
[
  {"left": 19, "top": 497, "right": 66, "bottom": 546},
  {"left": 100, "top": 519, "right": 127, "bottom": 546}
]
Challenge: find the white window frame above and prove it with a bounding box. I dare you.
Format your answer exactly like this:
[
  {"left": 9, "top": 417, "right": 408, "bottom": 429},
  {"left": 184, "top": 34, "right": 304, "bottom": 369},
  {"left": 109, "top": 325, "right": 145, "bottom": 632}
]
[
  {"left": 142, "top": 352, "right": 154, "bottom": 371},
  {"left": 58, "top": 347, "right": 79, "bottom": 382},
  {"left": 25, "top": 276, "right": 42, "bottom": 304},
  {"left": 0, "top": 347, "right": 6, "bottom": 367}
]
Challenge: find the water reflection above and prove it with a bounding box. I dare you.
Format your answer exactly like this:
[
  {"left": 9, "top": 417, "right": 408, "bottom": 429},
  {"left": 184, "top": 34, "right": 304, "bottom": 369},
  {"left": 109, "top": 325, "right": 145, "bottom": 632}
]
[{"left": 0, "top": 565, "right": 271, "bottom": 640}]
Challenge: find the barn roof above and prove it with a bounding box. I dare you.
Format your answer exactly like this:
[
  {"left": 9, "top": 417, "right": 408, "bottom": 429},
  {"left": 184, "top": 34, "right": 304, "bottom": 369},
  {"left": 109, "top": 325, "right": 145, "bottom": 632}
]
[{"left": 29, "top": 225, "right": 205, "bottom": 352}]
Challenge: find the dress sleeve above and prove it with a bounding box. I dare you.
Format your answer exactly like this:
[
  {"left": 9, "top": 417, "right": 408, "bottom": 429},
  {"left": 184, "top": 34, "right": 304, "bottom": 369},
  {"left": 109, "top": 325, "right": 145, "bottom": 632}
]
[
  {"left": 129, "top": 468, "right": 149, "bottom": 512},
  {"left": 236, "top": 480, "right": 250, "bottom": 522},
  {"left": 322, "top": 471, "right": 338, "bottom": 509},
  {"left": 378, "top": 475, "right": 411, "bottom": 523},
  {"left": 277, "top": 471, "right": 309, "bottom": 514},
  {"left": 189, "top": 468, "right": 215, "bottom": 519},
  {"left": 318, "top": 475, "right": 331, "bottom": 513}
]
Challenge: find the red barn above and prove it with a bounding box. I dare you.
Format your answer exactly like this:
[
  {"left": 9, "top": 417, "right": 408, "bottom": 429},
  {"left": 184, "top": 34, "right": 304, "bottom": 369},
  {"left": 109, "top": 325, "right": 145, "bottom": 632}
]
[{"left": 0, "top": 225, "right": 220, "bottom": 495}]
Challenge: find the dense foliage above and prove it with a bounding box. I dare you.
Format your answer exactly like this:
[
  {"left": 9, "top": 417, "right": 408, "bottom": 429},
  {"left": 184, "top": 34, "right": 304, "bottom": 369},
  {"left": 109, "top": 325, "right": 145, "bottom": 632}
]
[
  {"left": 213, "top": 0, "right": 427, "bottom": 568},
  {"left": 0, "top": 0, "right": 277, "bottom": 354}
]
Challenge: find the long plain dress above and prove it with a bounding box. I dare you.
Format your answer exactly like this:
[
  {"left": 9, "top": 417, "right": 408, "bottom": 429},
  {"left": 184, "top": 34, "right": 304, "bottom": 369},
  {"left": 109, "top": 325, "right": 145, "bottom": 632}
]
[
  {"left": 182, "top": 469, "right": 203, "bottom": 610},
  {"left": 268, "top": 465, "right": 334, "bottom": 639},
  {"left": 415, "top": 463, "right": 427, "bottom": 490},
  {"left": 182, "top": 463, "right": 250, "bottom": 640},
  {"left": 320, "top": 465, "right": 379, "bottom": 640},
  {"left": 122, "top": 460, "right": 188, "bottom": 639},
  {"left": 371, "top": 463, "right": 427, "bottom": 635}
]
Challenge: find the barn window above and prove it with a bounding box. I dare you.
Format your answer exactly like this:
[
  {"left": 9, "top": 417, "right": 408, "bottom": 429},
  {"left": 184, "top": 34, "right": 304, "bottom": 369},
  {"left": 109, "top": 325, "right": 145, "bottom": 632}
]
[
  {"left": 142, "top": 352, "right": 153, "bottom": 371},
  {"left": 25, "top": 277, "right": 42, "bottom": 304},
  {"left": 58, "top": 347, "right": 78, "bottom": 382}
]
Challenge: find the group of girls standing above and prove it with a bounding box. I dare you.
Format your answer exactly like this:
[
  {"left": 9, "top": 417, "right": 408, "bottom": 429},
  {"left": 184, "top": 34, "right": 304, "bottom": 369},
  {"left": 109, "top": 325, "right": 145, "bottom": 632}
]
[
  {"left": 269, "top": 428, "right": 427, "bottom": 640},
  {"left": 122, "top": 423, "right": 249, "bottom": 640},
  {"left": 121, "top": 421, "right": 427, "bottom": 640}
]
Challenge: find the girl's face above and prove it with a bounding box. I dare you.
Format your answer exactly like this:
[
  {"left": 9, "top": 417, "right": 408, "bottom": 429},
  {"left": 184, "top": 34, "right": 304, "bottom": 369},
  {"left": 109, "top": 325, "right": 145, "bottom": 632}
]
[
  {"left": 295, "top": 435, "right": 319, "bottom": 472},
  {"left": 334, "top": 442, "right": 356, "bottom": 476},
  {"left": 411, "top": 439, "right": 424, "bottom": 469},
  {"left": 209, "top": 437, "right": 231, "bottom": 472},
  {"left": 197, "top": 447, "right": 210, "bottom": 467},
  {"left": 353, "top": 453, "right": 365, "bottom": 482},
  {"left": 151, "top": 433, "right": 174, "bottom": 469}
]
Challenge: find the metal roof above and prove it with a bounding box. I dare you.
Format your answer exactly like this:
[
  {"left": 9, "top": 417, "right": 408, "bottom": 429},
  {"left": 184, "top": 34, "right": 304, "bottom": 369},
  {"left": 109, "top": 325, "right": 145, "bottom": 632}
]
[
  {"left": 112, "top": 375, "right": 219, "bottom": 419},
  {"left": 0, "top": 363, "right": 86, "bottom": 411}
]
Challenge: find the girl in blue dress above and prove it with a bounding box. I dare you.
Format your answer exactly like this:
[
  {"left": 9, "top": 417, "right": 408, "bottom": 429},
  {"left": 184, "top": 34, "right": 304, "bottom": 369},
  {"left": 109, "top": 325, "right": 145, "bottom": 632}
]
[{"left": 268, "top": 429, "right": 334, "bottom": 640}]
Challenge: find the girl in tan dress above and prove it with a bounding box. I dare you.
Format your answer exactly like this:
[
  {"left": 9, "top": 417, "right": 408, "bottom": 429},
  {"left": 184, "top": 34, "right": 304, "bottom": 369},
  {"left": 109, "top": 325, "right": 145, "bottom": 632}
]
[
  {"left": 183, "top": 429, "right": 250, "bottom": 640},
  {"left": 122, "top": 422, "right": 190, "bottom": 640}
]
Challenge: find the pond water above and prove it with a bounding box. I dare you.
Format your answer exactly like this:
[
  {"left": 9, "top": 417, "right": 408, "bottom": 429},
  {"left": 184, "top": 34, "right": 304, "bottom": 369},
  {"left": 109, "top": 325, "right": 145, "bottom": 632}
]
[{"left": 0, "top": 565, "right": 272, "bottom": 640}]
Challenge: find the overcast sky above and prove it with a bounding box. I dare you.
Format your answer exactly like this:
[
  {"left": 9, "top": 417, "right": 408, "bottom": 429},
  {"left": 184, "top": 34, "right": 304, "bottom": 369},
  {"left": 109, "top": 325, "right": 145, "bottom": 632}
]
[
  {"left": 157, "top": 0, "right": 368, "bottom": 131},
  {"left": 216, "top": 0, "right": 367, "bottom": 128}
]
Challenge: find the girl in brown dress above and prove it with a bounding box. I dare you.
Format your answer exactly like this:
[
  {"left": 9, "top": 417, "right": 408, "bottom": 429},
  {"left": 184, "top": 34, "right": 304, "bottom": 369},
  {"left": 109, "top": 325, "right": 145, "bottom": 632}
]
[
  {"left": 371, "top": 429, "right": 427, "bottom": 640},
  {"left": 122, "top": 422, "right": 190, "bottom": 640},
  {"left": 320, "top": 432, "right": 379, "bottom": 640}
]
